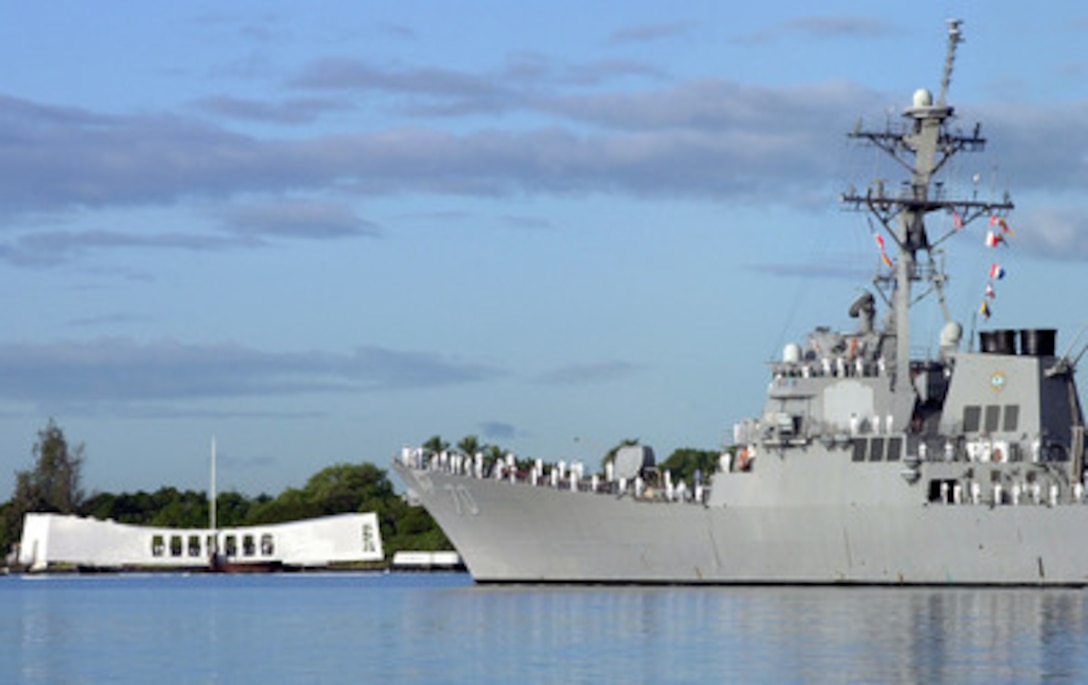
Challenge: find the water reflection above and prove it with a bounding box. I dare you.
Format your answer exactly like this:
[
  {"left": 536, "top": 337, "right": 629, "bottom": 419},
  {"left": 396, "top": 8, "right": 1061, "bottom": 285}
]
[
  {"left": 4, "top": 575, "right": 1088, "bottom": 684},
  {"left": 399, "top": 585, "right": 1088, "bottom": 683}
]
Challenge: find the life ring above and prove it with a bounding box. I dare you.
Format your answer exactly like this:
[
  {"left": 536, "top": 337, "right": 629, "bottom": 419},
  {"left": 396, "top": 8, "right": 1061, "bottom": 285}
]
[
  {"left": 848, "top": 337, "right": 859, "bottom": 360},
  {"left": 737, "top": 447, "right": 750, "bottom": 472},
  {"left": 992, "top": 447, "right": 1003, "bottom": 463}
]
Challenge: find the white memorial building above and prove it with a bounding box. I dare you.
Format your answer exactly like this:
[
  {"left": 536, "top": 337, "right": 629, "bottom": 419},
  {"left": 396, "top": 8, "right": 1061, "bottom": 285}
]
[{"left": 17, "top": 512, "right": 383, "bottom": 572}]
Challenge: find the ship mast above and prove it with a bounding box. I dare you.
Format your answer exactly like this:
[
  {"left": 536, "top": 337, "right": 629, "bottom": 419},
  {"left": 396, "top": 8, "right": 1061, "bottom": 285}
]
[{"left": 841, "top": 19, "right": 1014, "bottom": 416}]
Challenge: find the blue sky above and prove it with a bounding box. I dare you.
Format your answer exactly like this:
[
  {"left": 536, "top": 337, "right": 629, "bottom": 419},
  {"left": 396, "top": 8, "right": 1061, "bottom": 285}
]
[{"left": 3, "top": 1, "right": 1088, "bottom": 496}]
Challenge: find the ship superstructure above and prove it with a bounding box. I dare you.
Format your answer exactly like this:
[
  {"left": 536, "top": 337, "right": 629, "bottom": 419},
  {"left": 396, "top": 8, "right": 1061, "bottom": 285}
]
[{"left": 394, "top": 21, "right": 1088, "bottom": 585}]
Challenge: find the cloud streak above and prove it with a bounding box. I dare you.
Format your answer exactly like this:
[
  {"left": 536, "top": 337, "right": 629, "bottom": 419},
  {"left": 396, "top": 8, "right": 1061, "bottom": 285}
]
[
  {"left": 0, "top": 86, "right": 861, "bottom": 222},
  {"left": 607, "top": 23, "right": 693, "bottom": 46},
  {"left": 535, "top": 361, "right": 641, "bottom": 386},
  {"left": 0, "top": 198, "right": 381, "bottom": 266},
  {"left": 222, "top": 200, "right": 382, "bottom": 239},
  {"left": 193, "top": 95, "right": 354, "bottom": 124},
  {"left": 733, "top": 15, "right": 897, "bottom": 45},
  {"left": 0, "top": 339, "right": 504, "bottom": 414},
  {"left": 2, "top": 52, "right": 1088, "bottom": 264},
  {"left": 781, "top": 16, "right": 897, "bottom": 39}
]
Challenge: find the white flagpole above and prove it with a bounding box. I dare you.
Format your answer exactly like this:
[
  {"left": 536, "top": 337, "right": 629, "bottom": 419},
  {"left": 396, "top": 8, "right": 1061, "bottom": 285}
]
[{"left": 210, "top": 436, "right": 217, "bottom": 534}]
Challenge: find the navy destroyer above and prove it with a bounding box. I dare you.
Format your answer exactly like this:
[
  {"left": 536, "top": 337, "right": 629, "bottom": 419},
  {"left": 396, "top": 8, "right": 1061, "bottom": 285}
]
[{"left": 394, "top": 20, "right": 1088, "bottom": 585}]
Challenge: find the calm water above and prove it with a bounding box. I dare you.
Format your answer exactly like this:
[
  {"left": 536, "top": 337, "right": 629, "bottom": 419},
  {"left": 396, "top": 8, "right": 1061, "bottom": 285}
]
[{"left": 4, "top": 572, "right": 1088, "bottom": 684}]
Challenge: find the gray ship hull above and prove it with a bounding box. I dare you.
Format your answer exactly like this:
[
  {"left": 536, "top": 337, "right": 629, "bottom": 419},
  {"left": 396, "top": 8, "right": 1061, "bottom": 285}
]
[{"left": 394, "top": 461, "right": 1088, "bottom": 586}]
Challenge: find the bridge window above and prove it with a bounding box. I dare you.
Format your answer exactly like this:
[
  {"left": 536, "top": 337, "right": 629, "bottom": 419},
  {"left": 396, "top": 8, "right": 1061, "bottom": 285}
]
[
  {"left": 984, "top": 405, "right": 1001, "bottom": 433},
  {"left": 868, "top": 437, "right": 885, "bottom": 462},
  {"left": 1003, "top": 405, "right": 1020, "bottom": 432},
  {"left": 852, "top": 440, "right": 866, "bottom": 462},
  {"left": 928, "top": 479, "right": 957, "bottom": 504},
  {"left": 963, "top": 406, "right": 981, "bottom": 432},
  {"left": 887, "top": 437, "right": 902, "bottom": 461}
]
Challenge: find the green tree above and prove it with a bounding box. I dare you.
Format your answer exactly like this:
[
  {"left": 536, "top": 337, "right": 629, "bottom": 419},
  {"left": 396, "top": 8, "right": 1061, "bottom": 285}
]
[
  {"left": 457, "top": 435, "right": 481, "bottom": 458},
  {"left": 213, "top": 491, "right": 251, "bottom": 527},
  {"left": 659, "top": 448, "right": 723, "bottom": 487},
  {"left": 245, "top": 487, "right": 321, "bottom": 525},
  {"left": 380, "top": 496, "right": 450, "bottom": 555},
  {"left": 303, "top": 462, "right": 393, "bottom": 515},
  {"left": 2, "top": 420, "right": 87, "bottom": 555},
  {"left": 81, "top": 490, "right": 158, "bottom": 525},
  {"left": 149, "top": 489, "right": 209, "bottom": 528},
  {"left": 482, "top": 443, "right": 510, "bottom": 471},
  {"left": 421, "top": 435, "right": 449, "bottom": 458},
  {"left": 18, "top": 419, "right": 85, "bottom": 514},
  {"left": 0, "top": 501, "right": 15, "bottom": 559}
]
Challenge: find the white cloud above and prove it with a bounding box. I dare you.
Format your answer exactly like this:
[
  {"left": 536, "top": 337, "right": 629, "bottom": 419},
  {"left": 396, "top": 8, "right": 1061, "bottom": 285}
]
[{"left": 1010, "top": 208, "right": 1088, "bottom": 260}]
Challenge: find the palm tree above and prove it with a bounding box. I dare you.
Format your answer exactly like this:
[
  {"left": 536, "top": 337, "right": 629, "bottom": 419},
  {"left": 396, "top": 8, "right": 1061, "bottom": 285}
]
[
  {"left": 481, "top": 443, "right": 508, "bottom": 472},
  {"left": 484, "top": 444, "right": 505, "bottom": 462},
  {"left": 422, "top": 435, "right": 449, "bottom": 459},
  {"left": 456, "top": 435, "right": 482, "bottom": 459}
]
